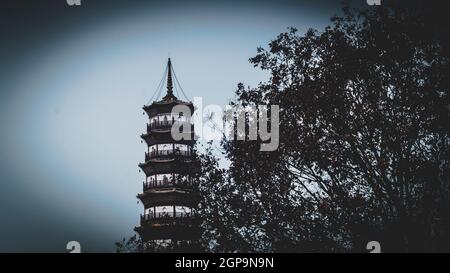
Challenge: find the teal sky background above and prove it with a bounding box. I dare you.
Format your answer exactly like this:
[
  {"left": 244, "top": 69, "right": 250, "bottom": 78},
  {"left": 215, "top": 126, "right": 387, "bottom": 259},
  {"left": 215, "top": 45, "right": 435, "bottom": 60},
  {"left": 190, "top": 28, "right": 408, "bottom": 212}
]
[{"left": 0, "top": 0, "right": 365, "bottom": 252}]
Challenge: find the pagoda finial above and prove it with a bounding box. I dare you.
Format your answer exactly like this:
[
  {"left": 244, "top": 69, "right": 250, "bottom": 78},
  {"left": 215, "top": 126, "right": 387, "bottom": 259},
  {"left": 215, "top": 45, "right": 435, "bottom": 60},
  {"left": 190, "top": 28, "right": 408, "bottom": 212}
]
[
  {"left": 162, "top": 58, "right": 177, "bottom": 101},
  {"left": 167, "top": 58, "right": 174, "bottom": 96}
]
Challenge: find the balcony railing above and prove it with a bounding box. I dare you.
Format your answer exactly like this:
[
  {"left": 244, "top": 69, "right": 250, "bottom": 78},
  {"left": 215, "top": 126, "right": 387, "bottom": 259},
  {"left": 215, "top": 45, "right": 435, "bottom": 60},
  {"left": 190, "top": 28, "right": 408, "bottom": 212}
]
[
  {"left": 148, "top": 120, "right": 174, "bottom": 131},
  {"left": 146, "top": 121, "right": 193, "bottom": 133},
  {"left": 143, "top": 179, "right": 193, "bottom": 191},
  {"left": 145, "top": 150, "right": 192, "bottom": 161},
  {"left": 140, "top": 212, "right": 195, "bottom": 224}
]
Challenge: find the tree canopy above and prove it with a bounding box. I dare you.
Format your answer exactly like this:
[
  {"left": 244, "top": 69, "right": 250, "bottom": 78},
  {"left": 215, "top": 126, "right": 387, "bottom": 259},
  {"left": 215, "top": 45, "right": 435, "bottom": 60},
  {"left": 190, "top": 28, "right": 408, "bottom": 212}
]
[{"left": 198, "top": 1, "right": 450, "bottom": 252}]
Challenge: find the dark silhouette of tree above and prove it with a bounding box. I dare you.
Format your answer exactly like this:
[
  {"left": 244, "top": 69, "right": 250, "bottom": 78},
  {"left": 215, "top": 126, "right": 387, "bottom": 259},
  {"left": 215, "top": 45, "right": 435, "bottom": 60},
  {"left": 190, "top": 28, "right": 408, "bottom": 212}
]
[
  {"left": 198, "top": 1, "right": 449, "bottom": 252},
  {"left": 115, "top": 235, "right": 143, "bottom": 253}
]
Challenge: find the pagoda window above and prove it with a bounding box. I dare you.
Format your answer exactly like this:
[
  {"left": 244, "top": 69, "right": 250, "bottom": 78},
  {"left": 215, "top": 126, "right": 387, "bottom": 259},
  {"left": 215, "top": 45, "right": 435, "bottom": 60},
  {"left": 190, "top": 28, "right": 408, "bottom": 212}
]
[
  {"left": 153, "top": 206, "right": 175, "bottom": 218},
  {"left": 155, "top": 112, "right": 189, "bottom": 124},
  {"left": 149, "top": 174, "right": 175, "bottom": 186},
  {"left": 145, "top": 207, "right": 155, "bottom": 217},
  {"left": 174, "top": 144, "right": 189, "bottom": 151},
  {"left": 175, "top": 206, "right": 194, "bottom": 218},
  {"left": 148, "top": 144, "right": 191, "bottom": 157}
]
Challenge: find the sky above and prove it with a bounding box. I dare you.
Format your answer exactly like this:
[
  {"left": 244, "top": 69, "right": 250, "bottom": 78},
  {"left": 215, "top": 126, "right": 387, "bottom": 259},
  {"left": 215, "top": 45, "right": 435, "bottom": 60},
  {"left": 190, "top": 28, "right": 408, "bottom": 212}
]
[{"left": 0, "top": 0, "right": 366, "bottom": 252}]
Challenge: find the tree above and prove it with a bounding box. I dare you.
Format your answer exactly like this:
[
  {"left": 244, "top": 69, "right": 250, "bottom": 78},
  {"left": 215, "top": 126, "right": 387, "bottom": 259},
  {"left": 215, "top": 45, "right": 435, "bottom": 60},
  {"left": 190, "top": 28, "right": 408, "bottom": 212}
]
[
  {"left": 115, "top": 235, "right": 143, "bottom": 253},
  {"left": 198, "top": 1, "right": 450, "bottom": 252}
]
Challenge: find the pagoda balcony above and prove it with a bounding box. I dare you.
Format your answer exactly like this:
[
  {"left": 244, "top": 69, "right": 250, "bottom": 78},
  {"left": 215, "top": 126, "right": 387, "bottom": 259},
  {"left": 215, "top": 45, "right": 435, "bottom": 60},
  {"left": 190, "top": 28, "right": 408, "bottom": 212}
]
[
  {"left": 145, "top": 150, "right": 192, "bottom": 161},
  {"left": 146, "top": 122, "right": 193, "bottom": 133},
  {"left": 147, "top": 120, "right": 173, "bottom": 131},
  {"left": 140, "top": 212, "right": 196, "bottom": 225},
  {"left": 143, "top": 180, "right": 193, "bottom": 191}
]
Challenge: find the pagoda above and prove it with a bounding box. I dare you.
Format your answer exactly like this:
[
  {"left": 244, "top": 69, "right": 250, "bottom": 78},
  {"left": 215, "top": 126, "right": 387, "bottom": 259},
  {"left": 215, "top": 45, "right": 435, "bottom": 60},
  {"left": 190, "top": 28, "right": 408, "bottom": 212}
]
[{"left": 135, "top": 58, "right": 200, "bottom": 252}]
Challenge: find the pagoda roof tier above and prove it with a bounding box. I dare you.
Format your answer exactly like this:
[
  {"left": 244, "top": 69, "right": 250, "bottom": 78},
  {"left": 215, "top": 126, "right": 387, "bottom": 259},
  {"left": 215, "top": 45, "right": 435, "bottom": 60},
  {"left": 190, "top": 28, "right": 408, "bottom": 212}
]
[
  {"left": 137, "top": 188, "right": 200, "bottom": 208},
  {"left": 134, "top": 222, "right": 200, "bottom": 241},
  {"left": 141, "top": 132, "right": 195, "bottom": 146},
  {"left": 139, "top": 158, "right": 200, "bottom": 177},
  {"left": 143, "top": 101, "right": 194, "bottom": 119}
]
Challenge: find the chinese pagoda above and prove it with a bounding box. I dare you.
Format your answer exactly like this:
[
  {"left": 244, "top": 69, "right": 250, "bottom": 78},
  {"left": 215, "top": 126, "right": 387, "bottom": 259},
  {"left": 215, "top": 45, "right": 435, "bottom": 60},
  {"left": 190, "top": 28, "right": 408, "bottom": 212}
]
[{"left": 135, "top": 58, "right": 200, "bottom": 252}]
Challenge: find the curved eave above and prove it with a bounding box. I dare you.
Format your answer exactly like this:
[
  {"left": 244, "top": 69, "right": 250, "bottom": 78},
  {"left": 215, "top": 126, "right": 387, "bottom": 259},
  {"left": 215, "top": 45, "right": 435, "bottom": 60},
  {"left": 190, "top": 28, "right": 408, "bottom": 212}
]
[
  {"left": 140, "top": 132, "right": 196, "bottom": 146},
  {"left": 137, "top": 188, "right": 200, "bottom": 207},
  {"left": 138, "top": 187, "right": 193, "bottom": 196},
  {"left": 138, "top": 158, "right": 199, "bottom": 176},
  {"left": 134, "top": 222, "right": 200, "bottom": 241},
  {"left": 143, "top": 101, "right": 194, "bottom": 117},
  {"left": 144, "top": 100, "right": 193, "bottom": 108}
]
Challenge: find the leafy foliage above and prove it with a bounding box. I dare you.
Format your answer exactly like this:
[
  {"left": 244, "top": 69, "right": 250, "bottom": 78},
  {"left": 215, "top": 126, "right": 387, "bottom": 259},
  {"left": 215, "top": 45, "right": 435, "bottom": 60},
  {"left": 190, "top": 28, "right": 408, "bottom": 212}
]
[
  {"left": 115, "top": 235, "right": 143, "bottom": 253},
  {"left": 198, "top": 2, "right": 450, "bottom": 252}
]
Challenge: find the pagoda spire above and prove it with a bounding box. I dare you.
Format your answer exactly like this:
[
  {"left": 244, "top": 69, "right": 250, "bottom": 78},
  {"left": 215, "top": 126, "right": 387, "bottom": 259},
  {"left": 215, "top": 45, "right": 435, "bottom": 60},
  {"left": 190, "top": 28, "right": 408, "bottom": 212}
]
[
  {"left": 167, "top": 58, "right": 174, "bottom": 96},
  {"left": 163, "top": 58, "right": 177, "bottom": 101}
]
